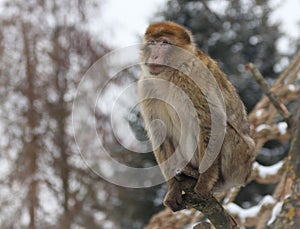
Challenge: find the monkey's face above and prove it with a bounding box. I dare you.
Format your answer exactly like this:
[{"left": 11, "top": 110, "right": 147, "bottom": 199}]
[
  {"left": 141, "top": 21, "right": 195, "bottom": 76},
  {"left": 143, "top": 37, "right": 173, "bottom": 75}
]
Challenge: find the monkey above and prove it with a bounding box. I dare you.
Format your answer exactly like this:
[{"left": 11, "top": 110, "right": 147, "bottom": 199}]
[{"left": 138, "top": 21, "right": 256, "bottom": 212}]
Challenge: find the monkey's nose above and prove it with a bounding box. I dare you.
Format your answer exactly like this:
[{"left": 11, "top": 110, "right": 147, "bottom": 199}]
[
  {"left": 149, "top": 55, "right": 160, "bottom": 65},
  {"left": 151, "top": 55, "right": 158, "bottom": 60}
]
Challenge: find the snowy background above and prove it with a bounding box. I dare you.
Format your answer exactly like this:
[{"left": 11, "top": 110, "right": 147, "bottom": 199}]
[{"left": 97, "top": 0, "right": 300, "bottom": 51}]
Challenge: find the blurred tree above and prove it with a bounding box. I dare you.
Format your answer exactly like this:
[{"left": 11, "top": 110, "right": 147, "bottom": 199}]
[
  {"left": 93, "top": 69, "right": 165, "bottom": 229},
  {"left": 0, "top": 0, "right": 112, "bottom": 228},
  {"left": 158, "top": 0, "right": 283, "bottom": 111}
]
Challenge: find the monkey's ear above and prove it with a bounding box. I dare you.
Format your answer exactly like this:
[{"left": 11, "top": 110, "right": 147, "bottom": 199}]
[{"left": 181, "top": 30, "right": 191, "bottom": 44}]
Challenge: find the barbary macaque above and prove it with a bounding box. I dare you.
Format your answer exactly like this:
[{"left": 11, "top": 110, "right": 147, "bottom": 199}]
[{"left": 138, "top": 21, "right": 256, "bottom": 212}]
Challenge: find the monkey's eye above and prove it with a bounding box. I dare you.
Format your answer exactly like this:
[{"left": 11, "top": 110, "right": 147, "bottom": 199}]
[
  {"left": 161, "top": 39, "right": 171, "bottom": 45},
  {"left": 147, "top": 40, "right": 156, "bottom": 45}
]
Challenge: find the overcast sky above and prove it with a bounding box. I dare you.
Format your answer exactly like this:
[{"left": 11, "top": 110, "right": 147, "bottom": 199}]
[{"left": 96, "top": 0, "right": 300, "bottom": 53}]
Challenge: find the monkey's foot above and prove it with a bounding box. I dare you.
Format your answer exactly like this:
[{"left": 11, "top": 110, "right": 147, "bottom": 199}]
[
  {"left": 175, "top": 165, "right": 199, "bottom": 181},
  {"left": 194, "top": 176, "right": 214, "bottom": 200},
  {"left": 163, "top": 188, "right": 185, "bottom": 212}
]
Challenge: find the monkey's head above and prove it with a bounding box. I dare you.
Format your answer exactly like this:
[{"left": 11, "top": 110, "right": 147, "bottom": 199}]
[{"left": 141, "top": 21, "right": 195, "bottom": 75}]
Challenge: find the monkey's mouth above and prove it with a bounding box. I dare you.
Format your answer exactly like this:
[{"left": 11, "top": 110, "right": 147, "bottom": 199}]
[{"left": 147, "top": 63, "right": 165, "bottom": 75}]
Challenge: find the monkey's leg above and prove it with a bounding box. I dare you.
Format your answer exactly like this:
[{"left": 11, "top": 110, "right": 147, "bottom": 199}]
[
  {"left": 156, "top": 140, "right": 185, "bottom": 212},
  {"left": 194, "top": 133, "right": 219, "bottom": 198},
  {"left": 193, "top": 160, "right": 219, "bottom": 198}
]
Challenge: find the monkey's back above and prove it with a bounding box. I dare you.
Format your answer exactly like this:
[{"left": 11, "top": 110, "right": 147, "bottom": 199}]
[
  {"left": 158, "top": 49, "right": 255, "bottom": 190},
  {"left": 196, "top": 50, "right": 256, "bottom": 189}
]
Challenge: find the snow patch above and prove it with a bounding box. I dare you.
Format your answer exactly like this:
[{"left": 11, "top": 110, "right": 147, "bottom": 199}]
[
  {"left": 255, "top": 109, "right": 264, "bottom": 118},
  {"left": 267, "top": 201, "right": 283, "bottom": 225},
  {"left": 253, "top": 161, "right": 284, "bottom": 178},
  {"left": 287, "top": 84, "right": 296, "bottom": 92},
  {"left": 226, "top": 195, "right": 275, "bottom": 223},
  {"left": 277, "top": 122, "right": 288, "bottom": 135},
  {"left": 255, "top": 124, "right": 270, "bottom": 132},
  {"left": 181, "top": 209, "right": 193, "bottom": 216},
  {"left": 175, "top": 214, "right": 182, "bottom": 219},
  {"left": 223, "top": 187, "right": 238, "bottom": 204}
]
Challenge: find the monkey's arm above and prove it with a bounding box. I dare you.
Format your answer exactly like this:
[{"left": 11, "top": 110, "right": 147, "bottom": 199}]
[
  {"left": 146, "top": 118, "right": 186, "bottom": 211},
  {"left": 154, "top": 139, "right": 186, "bottom": 211},
  {"left": 139, "top": 98, "right": 186, "bottom": 212}
]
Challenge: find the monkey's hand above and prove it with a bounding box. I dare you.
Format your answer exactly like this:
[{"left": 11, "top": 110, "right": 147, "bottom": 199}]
[
  {"left": 175, "top": 165, "right": 200, "bottom": 181},
  {"left": 163, "top": 183, "right": 185, "bottom": 212}
]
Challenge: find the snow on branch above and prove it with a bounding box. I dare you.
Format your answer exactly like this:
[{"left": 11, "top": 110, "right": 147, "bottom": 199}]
[
  {"left": 252, "top": 161, "right": 285, "bottom": 184},
  {"left": 226, "top": 195, "right": 276, "bottom": 226}
]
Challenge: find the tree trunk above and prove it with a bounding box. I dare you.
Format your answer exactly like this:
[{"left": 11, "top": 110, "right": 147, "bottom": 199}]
[{"left": 267, "top": 95, "right": 300, "bottom": 228}]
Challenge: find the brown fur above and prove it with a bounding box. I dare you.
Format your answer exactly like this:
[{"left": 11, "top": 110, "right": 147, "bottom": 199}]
[
  {"left": 138, "top": 21, "right": 256, "bottom": 212},
  {"left": 144, "top": 21, "right": 194, "bottom": 51}
]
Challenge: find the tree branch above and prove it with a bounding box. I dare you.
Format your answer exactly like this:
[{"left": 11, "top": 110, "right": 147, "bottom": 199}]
[
  {"left": 266, "top": 94, "right": 300, "bottom": 228},
  {"left": 245, "top": 63, "right": 290, "bottom": 119},
  {"left": 179, "top": 177, "right": 238, "bottom": 229}
]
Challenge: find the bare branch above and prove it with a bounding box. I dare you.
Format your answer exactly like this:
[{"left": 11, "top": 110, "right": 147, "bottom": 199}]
[
  {"left": 275, "top": 50, "right": 300, "bottom": 86},
  {"left": 245, "top": 63, "right": 290, "bottom": 119},
  {"left": 179, "top": 178, "right": 238, "bottom": 229}
]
